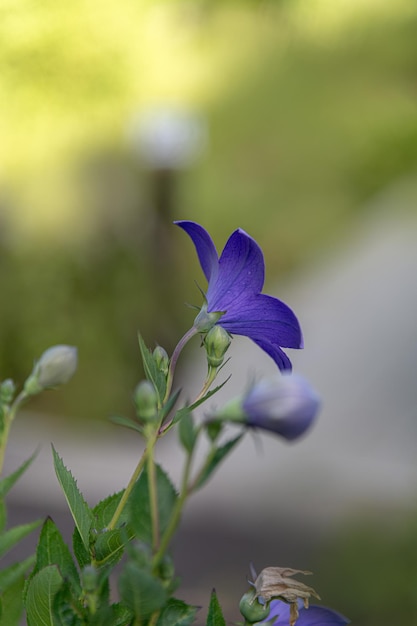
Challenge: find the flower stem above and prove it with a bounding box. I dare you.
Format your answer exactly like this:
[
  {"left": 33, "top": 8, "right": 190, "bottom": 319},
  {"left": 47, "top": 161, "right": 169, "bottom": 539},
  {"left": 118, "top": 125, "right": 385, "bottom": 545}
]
[
  {"left": 192, "top": 365, "right": 218, "bottom": 404},
  {"left": 146, "top": 432, "right": 159, "bottom": 551},
  {"left": 107, "top": 443, "right": 149, "bottom": 531},
  {"left": 164, "top": 326, "right": 198, "bottom": 403},
  {"left": 0, "top": 390, "right": 29, "bottom": 476},
  {"left": 151, "top": 434, "right": 196, "bottom": 571}
]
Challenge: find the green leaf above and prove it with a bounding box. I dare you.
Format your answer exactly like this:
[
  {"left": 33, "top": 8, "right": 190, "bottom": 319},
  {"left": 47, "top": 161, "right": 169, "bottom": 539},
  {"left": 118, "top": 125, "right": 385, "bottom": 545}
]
[
  {"left": 0, "top": 519, "right": 42, "bottom": 559},
  {"left": 194, "top": 435, "right": 243, "bottom": 491},
  {"left": 90, "top": 491, "right": 134, "bottom": 568},
  {"left": 25, "top": 565, "right": 63, "bottom": 626},
  {"left": 156, "top": 598, "right": 199, "bottom": 626},
  {"left": 118, "top": 562, "right": 167, "bottom": 619},
  {"left": 138, "top": 333, "right": 166, "bottom": 404},
  {"left": 52, "top": 446, "right": 93, "bottom": 551},
  {"left": 92, "top": 491, "right": 127, "bottom": 529},
  {"left": 172, "top": 378, "right": 231, "bottom": 427},
  {"left": 0, "top": 555, "right": 35, "bottom": 594},
  {"left": 178, "top": 408, "right": 197, "bottom": 453},
  {"left": 94, "top": 529, "right": 132, "bottom": 568},
  {"left": 30, "top": 518, "right": 80, "bottom": 595},
  {"left": 72, "top": 528, "right": 90, "bottom": 569},
  {"left": 206, "top": 589, "right": 226, "bottom": 626},
  {"left": 0, "top": 575, "right": 25, "bottom": 626},
  {"left": 0, "top": 449, "right": 38, "bottom": 498},
  {"left": 51, "top": 581, "right": 83, "bottom": 626},
  {"left": 108, "top": 414, "right": 143, "bottom": 434},
  {"left": 129, "top": 464, "right": 178, "bottom": 545},
  {"left": 104, "top": 604, "right": 134, "bottom": 626}
]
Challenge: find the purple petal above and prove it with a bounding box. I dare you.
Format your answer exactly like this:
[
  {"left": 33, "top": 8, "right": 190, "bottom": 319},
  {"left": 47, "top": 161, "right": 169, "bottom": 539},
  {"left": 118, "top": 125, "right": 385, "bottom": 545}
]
[
  {"left": 266, "top": 601, "right": 349, "bottom": 626},
  {"left": 219, "top": 294, "right": 303, "bottom": 349},
  {"left": 251, "top": 337, "right": 293, "bottom": 371},
  {"left": 175, "top": 221, "right": 218, "bottom": 282},
  {"left": 207, "top": 229, "right": 265, "bottom": 311}
]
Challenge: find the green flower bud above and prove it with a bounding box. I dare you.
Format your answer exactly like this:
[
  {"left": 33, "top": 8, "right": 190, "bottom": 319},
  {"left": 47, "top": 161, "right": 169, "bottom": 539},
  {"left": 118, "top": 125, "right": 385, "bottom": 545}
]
[
  {"left": 133, "top": 381, "right": 158, "bottom": 421},
  {"left": 239, "top": 588, "right": 270, "bottom": 623},
  {"left": 24, "top": 345, "right": 78, "bottom": 395},
  {"left": 153, "top": 346, "right": 169, "bottom": 376},
  {"left": 0, "top": 379, "right": 16, "bottom": 405},
  {"left": 203, "top": 326, "right": 231, "bottom": 368}
]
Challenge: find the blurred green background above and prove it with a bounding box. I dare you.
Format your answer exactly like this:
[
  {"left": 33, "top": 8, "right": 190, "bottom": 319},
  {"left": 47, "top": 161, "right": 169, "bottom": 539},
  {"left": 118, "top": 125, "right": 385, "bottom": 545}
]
[{"left": 2, "top": 0, "right": 417, "bottom": 623}]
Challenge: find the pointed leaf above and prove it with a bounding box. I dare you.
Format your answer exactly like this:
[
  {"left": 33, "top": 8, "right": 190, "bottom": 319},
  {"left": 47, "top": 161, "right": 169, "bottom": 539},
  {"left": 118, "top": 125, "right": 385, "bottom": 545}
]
[
  {"left": 138, "top": 333, "right": 166, "bottom": 403},
  {"left": 118, "top": 562, "right": 167, "bottom": 619},
  {"left": 108, "top": 415, "right": 143, "bottom": 434},
  {"left": 0, "top": 519, "right": 42, "bottom": 559},
  {"left": 52, "top": 446, "right": 93, "bottom": 550},
  {"left": 30, "top": 518, "right": 80, "bottom": 595},
  {"left": 0, "top": 575, "right": 25, "bottom": 626},
  {"left": 194, "top": 435, "right": 243, "bottom": 490},
  {"left": 129, "top": 464, "right": 178, "bottom": 545},
  {"left": 0, "top": 450, "right": 38, "bottom": 497},
  {"left": 156, "top": 598, "right": 199, "bottom": 626},
  {"left": 178, "top": 409, "right": 197, "bottom": 453},
  {"left": 172, "top": 377, "right": 230, "bottom": 427},
  {"left": 25, "top": 565, "right": 63, "bottom": 626},
  {"left": 0, "top": 555, "right": 35, "bottom": 594},
  {"left": 206, "top": 589, "right": 226, "bottom": 626}
]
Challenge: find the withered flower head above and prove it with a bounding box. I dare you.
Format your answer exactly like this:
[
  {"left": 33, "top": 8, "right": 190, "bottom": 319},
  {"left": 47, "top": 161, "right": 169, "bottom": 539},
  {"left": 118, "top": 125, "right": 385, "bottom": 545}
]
[{"left": 252, "top": 566, "right": 320, "bottom": 626}]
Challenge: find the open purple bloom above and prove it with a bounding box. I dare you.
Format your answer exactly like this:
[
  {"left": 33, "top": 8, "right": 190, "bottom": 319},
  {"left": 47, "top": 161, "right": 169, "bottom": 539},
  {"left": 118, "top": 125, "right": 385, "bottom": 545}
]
[
  {"left": 264, "top": 599, "right": 349, "bottom": 626},
  {"left": 242, "top": 373, "right": 320, "bottom": 440},
  {"left": 175, "top": 220, "right": 303, "bottom": 371}
]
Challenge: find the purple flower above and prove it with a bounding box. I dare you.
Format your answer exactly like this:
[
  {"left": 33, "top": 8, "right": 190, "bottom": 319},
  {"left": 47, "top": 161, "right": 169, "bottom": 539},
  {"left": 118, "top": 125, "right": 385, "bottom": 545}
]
[
  {"left": 175, "top": 221, "right": 302, "bottom": 371},
  {"left": 263, "top": 599, "right": 349, "bottom": 626},
  {"left": 242, "top": 373, "right": 320, "bottom": 440}
]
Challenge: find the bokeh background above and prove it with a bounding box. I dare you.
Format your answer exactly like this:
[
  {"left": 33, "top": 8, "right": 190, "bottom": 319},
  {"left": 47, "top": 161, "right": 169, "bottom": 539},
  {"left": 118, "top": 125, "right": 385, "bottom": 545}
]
[{"left": 2, "top": 0, "right": 417, "bottom": 624}]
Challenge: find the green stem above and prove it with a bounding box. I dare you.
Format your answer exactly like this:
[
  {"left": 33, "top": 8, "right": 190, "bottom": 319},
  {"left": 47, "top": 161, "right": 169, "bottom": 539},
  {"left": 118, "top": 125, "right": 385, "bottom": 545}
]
[
  {"left": 151, "top": 437, "right": 196, "bottom": 571},
  {"left": 147, "top": 433, "right": 159, "bottom": 551},
  {"left": 107, "top": 444, "right": 149, "bottom": 531},
  {"left": 0, "top": 390, "right": 29, "bottom": 476},
  {"left": 164, "top": 326, "right": 198, "bottom": 403},
  {"left": 192, "top": 365, "right": 218, "bottom": 404}
]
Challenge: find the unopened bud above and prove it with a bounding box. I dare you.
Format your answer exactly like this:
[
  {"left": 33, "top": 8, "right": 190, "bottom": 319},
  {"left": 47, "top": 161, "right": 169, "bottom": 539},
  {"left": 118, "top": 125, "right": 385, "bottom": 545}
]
[
  {"left": 0, "top": 379, "right": 16, "bottom": 405},
  {"left": 204, "top": 326, "right": 231, "bottom": 368},
  {"left": 133, "top": 381, "right": 158, "bottom": 421},
  {"left": 24, "top": 345, "right": 78, "bottom": 395},
  {"left": 153, "top": 346, "right": 169, "bottom": 377},
  {"left": 239, "top": 588, "right": 270, "bottom": 623}
]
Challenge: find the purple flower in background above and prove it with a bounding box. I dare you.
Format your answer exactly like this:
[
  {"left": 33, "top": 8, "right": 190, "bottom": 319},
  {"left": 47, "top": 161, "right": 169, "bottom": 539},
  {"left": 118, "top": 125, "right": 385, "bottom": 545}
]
[
  {"left": 242, "top": 373, "right": 320, "bottom": 440},
  {"left": 264, "top": 599, "right": 349, "bottom": 626},
  {"left": 175, "top": 221, "right": 303, "bottom": 371}
]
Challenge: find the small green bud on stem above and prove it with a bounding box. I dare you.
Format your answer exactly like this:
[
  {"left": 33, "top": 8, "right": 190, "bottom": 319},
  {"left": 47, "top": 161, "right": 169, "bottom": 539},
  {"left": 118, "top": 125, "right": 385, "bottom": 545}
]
[
  {"left": 239, "top": 589, "right": 270, "bottom": 623},
  {"left": 203, "top": 326, "right": 231, "bottom": 368},
  {"left": 153, "top": 346, "right": 170, "bottom": 376},
  {"left": 134, "top": 381, "right": 158, "bottom": 422}
]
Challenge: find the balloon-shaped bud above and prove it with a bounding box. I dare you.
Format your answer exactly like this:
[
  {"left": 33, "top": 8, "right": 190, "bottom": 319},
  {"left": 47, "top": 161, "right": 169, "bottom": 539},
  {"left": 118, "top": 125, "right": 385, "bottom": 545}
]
[{"left": 24, "top": 345, "right": 78, "bottom": 395}]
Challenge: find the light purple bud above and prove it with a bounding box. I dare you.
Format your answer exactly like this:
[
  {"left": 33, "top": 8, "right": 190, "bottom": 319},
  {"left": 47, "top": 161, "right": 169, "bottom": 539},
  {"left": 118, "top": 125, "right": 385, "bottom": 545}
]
[{"left": 242, "top": 374, "right": 320, "bottom": 441}]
